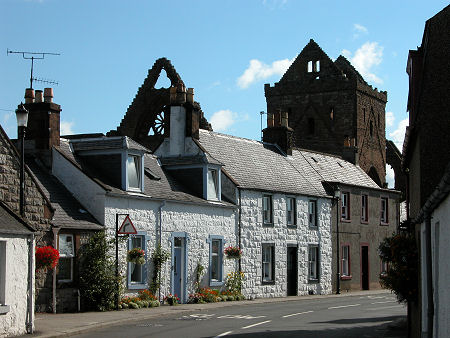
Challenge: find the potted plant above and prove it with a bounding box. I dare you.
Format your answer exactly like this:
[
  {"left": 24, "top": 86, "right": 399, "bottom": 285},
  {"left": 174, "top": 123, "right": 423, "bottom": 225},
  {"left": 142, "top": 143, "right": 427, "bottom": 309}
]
[
  {"left": 164, "top": 293, "right": 179, "bottom": 306},
  {"left": 127, "top": 247, "right": 145, "bottom": 265},
  {"left": 35, "top": 246, "right": 60, "bottom": 271},
  {"left": 224, "top": 246, "right": 242, "bottom": 259}
]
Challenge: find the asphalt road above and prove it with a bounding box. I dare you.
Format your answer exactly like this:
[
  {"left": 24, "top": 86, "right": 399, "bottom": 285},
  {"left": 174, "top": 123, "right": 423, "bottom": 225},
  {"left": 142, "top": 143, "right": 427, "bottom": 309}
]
[{"left": 73, "top": 292, "right": 406, "bottom": 338}]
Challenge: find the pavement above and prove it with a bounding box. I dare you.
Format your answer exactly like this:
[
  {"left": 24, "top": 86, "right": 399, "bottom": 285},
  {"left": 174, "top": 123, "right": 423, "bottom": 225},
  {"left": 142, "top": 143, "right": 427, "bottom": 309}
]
[{"left": 29, "top": 290, "right": 407, "bottom": 338}]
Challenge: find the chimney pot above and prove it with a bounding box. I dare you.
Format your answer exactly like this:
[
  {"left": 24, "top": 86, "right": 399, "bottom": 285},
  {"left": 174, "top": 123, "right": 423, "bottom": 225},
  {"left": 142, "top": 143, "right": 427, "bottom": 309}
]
[
  {"left": 281, "top": 111, "right": 288, "bottom": 127},
  {"left": 44, "top": 88, "right": 53, "bottom": 103},
  {"left": 24, "top": 88, "right": 35, "bottom": 104},
  {"left": 35, "top": 90, "right": 43, "bottom": 103},
  {"left": 267, "top": 112, "right": 274, "bottom": 128},
  {"left": 343, "top": 136, "right": 351, "bottom": 147}
]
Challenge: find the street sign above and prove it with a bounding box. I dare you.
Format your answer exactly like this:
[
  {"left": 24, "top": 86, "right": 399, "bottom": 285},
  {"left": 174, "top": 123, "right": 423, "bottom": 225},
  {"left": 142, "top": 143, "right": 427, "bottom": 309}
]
[{"left": 117, "top": 215, "right": 137, "bottom": 234}]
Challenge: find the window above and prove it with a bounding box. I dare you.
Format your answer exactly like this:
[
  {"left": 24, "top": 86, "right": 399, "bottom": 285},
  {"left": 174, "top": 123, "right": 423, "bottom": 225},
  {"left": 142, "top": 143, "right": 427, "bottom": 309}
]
[
  {"left": 0, "top": 241, "right": 6, "bottom": 309},
  {"left": 307, "top": 61, "right": 313, "bottom": 72},
  {"left": 262, "top": 244, "right": 275, "bottom": 283},
  {"left": 287, "top": 197, "right": 296, "bottom": 227},
  {"left": 341, "top": 192, "right": 350, "bottom": 220},
  {"left": 127, "top": 155, "right": 141, "bottom": 191},
  {"left": 209, "top": 236, "right": 224, "bottom": 286},
  {"left": 308, "top": 245, "right": 319, "bottom": 281},
  {"left": 307, "top": 118, "right": 315, "bottom": 135},
  {"left": 309, "top": 200, "right": 317, "bottom": 227},
  {"left": 380, "top": 260, "right": 389, "bottom": 276},
  {"left": 330, "top": 107, "right": 334, "bottom": 120},
  {"left": 341, "top": 245, "right": 351, "bottom": 278},
  {"left": 207, "top": 168, "right": 219, "bottom": 201},
  {"left": 361, "top": 194, "right": 368, "bottom": 223},
  {"left": 314, "top": 60, "right": 320, "bottom": 72},
  {"left": 370, "top": 121, "right": 373, "bottom": 137},
  {"left": 263, "top": 195, "right": 273, "bottom": 225},
  {"left": 58, "top": 234, "right": 75, "bottom": 282},
  {"left": 127, "top": 233, "right": 147, "bottom": 289},
  {"left": 380, "top": 197, "right": 389, "bottom": 224}
]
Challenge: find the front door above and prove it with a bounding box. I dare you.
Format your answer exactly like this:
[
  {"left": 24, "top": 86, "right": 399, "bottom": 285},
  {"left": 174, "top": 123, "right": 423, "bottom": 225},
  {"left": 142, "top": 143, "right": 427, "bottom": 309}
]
[
  {"left": 287, "top": 246, "right": 298, "bottom": 296},
  {"left": 361, "top": 245, "right": 369, "bottom": 290},
  {"left": 173, "top": 237, "right": 184, "bottom": 300}
]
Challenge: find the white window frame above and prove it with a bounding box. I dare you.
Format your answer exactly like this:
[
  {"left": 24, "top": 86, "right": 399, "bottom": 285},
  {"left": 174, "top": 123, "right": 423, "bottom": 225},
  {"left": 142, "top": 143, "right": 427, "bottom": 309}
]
[
  {"left": 262, "top": 243, "right": 275, "bottom": 283},
  {"left": 361, "top": 194, "right": 368, "bottom": 223},
  {"left": 58, "top": 234, "right": 75, "bottom": 283},
  {"left": 341, "top": 245, "right": 351, "bottom": 277},
  {"left": 207, "top": 168, "right": 219, "bottom": 201},
  {"left": 127, "top": 232, "right": 148, "bottom": 289},
  {"left": 287, "top": 197, "right": 296, "bottom": 227},
  {"left": 263, "top": 194, "right": 273, "bottom": 226},
  {"left": 208, "top": 235, "right": 224, "bottom": 286},
  {"left": 380, "top": 197, "right": 389, "bottom": 224},
  {"left": 341, "top": 192, "right": 350, "bottom": 220},
  {"left": 309, "top": 200, "right": 317, "bottom": 227},
  {"left": 125, "top": 153, "right": 144, "bottom": 192},
  {"left": 380, "top": 259, "right": 389, "bottom": 276},
  {"left": 308, "top": 245, "right": 319, "bottom": 281}
]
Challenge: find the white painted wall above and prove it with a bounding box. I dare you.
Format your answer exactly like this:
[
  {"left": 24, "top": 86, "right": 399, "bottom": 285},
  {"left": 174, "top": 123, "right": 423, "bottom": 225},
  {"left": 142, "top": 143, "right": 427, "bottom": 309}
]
[
  {"left": 52, "top": 148, "right": 106, "bottom": 224},
  {"left": 104, "top": 195, "right": 237, "bottom": 301},
  {"left": 421, "top": 193, "right": 450, "bottom": 338},
  {"left": 239, "top": 190, "right": 332, "bottom": 299},
  {"left": 0, "top": 234, "right": 33, "bottom": 337}
]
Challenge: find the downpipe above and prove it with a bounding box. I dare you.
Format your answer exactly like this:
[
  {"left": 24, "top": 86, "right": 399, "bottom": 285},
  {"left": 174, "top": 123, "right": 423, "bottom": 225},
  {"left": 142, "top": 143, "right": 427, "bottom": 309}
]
[{"left": 26, "top": 233, "right": 34, "bottom": 334}]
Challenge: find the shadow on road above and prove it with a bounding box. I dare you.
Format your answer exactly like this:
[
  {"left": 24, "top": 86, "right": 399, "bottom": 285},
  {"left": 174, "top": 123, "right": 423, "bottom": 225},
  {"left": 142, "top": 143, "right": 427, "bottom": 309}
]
[
  {"left": 207, "top": 315, "right": 407, "bottom": 338},
  {"left": 311, "top": 315, "right": 402, "bottom": 325}
]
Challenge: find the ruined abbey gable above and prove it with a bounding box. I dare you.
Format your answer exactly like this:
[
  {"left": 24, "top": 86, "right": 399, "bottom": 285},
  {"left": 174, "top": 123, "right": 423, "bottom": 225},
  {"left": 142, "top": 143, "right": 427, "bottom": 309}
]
[
  {"left": 265, "top": 39, "right": 404, "bottom": 190},
  {"left": 107, "top": 58, "right": 211, "bottom": 151}
]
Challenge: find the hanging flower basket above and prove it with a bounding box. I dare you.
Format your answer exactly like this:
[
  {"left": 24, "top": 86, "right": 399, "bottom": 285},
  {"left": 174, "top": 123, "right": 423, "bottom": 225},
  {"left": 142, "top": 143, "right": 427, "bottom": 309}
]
[
  {"left": 127, "top": 247, "right": 145, "bottom": 265},
  {"left": 35, "top": 246, "right": 60, "bottom": 271},
  {"left": 224, "top": 246, "right": 242, "bottom": 259}
]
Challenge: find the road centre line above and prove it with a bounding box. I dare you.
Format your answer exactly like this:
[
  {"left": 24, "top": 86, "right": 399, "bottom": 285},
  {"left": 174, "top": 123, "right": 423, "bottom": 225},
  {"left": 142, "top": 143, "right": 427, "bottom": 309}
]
[
  {"left": 328, "top": 304, "right": 361, "bottom": 309},
  {"left": 282, "top": 310, "right": 314, "bottom": 318},
  {"left": 215, "top": 331, "right": 233, "bottom": 337},
  {"left": 371, "top": 300, "right": 396, "bottom": 304},
  {"left": 242, "top": 320, "right": 272, "bottom": 329},
  {"left": 367, "top": 305, "right": 405, "bottom": 311}
]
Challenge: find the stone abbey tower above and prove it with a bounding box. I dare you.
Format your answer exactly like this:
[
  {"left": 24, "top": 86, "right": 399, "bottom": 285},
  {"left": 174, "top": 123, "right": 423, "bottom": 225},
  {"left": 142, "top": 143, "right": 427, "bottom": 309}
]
[{"left": 265, "top": 39, "right": 389, "bottom": 187}]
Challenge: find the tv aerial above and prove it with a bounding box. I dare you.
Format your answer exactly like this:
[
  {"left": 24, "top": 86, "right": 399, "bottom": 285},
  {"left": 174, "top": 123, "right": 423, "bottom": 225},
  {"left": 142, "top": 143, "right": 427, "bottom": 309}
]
[{"left": 7, "top": 49, "right": 60, "bottom": 89}]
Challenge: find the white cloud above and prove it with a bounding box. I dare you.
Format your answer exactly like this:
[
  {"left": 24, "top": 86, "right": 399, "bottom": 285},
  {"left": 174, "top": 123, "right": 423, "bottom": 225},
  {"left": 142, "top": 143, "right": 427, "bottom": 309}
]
[
  {"left": 386, "top": 164, "right": 395, "bottom": 188},
  {"left": 354, "top": 24, "right": 368, "bottom": 34},
  {"left": 385, "top": 111, "right": 395, "bottom": 127},
  {"left": 237, "top": 58, "right": 294, "bottom": 89},
  {"left": 389, "top": 118, "right": 409, "bottom": 150},
  {"left": 210, "top": 109, "right": 249, "bottom": 132},
  {"left": 342, "top": 42, "right": 383, "bottom": 84},
  {"left": 60, "top": 121, "right": 74, "bottom": 135}
]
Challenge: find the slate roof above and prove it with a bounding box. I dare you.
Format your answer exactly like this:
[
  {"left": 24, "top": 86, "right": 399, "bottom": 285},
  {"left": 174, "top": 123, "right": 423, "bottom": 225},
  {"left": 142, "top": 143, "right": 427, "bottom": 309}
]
[
  {"left": 70, "top": 136, "right": 149, "bottom": 153},
  {"left": 197, "top": 130, "right": 380, "bottom": 198},
  {"left": 56, "top": 137, "right": 234, "bottom": 208},
  {"left": 0, "top": 201, "right": 34, "bottom": 235},
  {"left": 26, "top": 159, "right": 103, "bottom": 230}
]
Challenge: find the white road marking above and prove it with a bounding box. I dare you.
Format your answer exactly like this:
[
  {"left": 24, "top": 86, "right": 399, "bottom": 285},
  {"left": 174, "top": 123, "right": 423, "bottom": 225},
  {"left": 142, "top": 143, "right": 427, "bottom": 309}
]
[
  {"left": 371, "top": 300, "right": 396, "bottom": 304},
  {"left": 215, "top": 331, "right": 233, "bottom": 337},
  {"left": 367, "top": 305, "right": 405, "bottom": 311},
  {"left": 217, "top": 314, "right": 266, "bottom": 319},
  {"left": 189, "top": 314, "right": 216, "bottom": 318},
  {"left": 282, "top": 310, "right": 314, "bottom": 318},
  {"left": 242, "top": 320, "right": 272, "bottom": 329},
  {"left": 328, "top": 304, "right": 361, "bottom": 309}
]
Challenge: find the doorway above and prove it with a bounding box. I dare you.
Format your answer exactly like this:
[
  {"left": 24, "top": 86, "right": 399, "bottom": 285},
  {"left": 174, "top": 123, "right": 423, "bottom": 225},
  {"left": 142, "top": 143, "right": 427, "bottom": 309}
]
[
  {"left": 361, "top": 244, "right": 369, "bottom": 290},
  {"left": 287, "top": 246, "right": 298, "bottom": 296},
  {"left": 171, "top": 234, "right": 187, "bottom": 302}
]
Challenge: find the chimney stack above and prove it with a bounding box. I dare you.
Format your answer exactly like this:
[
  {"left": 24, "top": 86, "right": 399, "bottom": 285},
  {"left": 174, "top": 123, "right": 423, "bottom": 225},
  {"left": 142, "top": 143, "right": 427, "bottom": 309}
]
[
  {"left": 44, "top": 88, "right": 53, "bottom": 103},
  {"left": 35, "top": 90, "right": 43, "bottom": 103},
  {"left": 342, "top": 137, "right": 359, "bottom": 165},
  {"left": 262, "top": 108, "right": 294, "bottom": 155}
]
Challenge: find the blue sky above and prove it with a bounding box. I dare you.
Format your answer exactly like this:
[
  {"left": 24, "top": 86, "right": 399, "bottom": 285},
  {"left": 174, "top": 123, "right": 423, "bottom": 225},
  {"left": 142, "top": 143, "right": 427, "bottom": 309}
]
[{"left": 1, "top": 0, "right": 448, "bottom": 186}]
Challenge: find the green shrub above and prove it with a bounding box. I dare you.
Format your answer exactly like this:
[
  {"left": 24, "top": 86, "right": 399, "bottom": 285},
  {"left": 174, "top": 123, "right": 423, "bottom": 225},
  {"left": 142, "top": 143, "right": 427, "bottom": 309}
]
[
  {"left": 150, "top": 300, "right": 160, "bottom": 307},
  {"left": 79, "top": 232, "right": 119, "bottom": 311},
  {"left": 129, "top": 302, "right": 139, "bottom": 309}
]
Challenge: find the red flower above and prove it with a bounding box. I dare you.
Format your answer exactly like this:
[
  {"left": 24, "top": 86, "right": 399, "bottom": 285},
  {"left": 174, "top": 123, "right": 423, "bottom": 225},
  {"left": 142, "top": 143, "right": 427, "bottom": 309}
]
[{"left": 35, "top": 246, "right": 60, "bottom": 271}]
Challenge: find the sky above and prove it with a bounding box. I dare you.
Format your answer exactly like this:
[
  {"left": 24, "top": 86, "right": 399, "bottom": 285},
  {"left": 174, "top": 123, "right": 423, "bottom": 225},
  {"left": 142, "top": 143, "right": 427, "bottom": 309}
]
[{"left": 1, "top": 0, "right": 448, "bottom": 187}]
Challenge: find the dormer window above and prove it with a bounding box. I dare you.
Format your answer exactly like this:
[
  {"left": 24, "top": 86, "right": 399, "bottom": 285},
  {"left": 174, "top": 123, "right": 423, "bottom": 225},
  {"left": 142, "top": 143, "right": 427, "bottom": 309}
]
[
  {"left": 126, "top": 154, "right": 144, "bottom": 192},
  {"left": 206, "top": 168, "right": 219, "bottom": 201}
]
